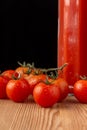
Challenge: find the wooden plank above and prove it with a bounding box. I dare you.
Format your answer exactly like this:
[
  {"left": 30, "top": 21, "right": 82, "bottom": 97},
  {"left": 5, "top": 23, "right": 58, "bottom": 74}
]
[{"left": 0, "top": 96, "right": 87, "bottom": 130}]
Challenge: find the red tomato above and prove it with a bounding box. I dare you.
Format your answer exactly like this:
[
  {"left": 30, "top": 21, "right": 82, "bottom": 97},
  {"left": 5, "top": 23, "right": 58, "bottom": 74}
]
[
  {"left": 15, "top": 66, "right": 30, "bottom": 77},
  {"left": 52, "top": 78, "right": 69, "bottom": 102},
  {"left": 0, "top": 76, "right": 10, "bottom": 99},
  {"left": 24, "top": 74, "right": 47, "bottom": 95},
  {"left": 33, "top": 82, "right": 61, "bottom": 107},
  {"left": 6, "top": 78, "right": 31, "bottom": 102},
  {"left": 1, "top": 70, "right": 15, "bottom": 79},
  {"left": 73, "top": 80, "right": 87, "bottom": 103}
]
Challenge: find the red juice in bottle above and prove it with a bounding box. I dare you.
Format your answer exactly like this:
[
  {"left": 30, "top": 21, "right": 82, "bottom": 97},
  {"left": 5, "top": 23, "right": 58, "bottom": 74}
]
[{"left": 58, "top": 0, "right": 87, "bottom": 92}]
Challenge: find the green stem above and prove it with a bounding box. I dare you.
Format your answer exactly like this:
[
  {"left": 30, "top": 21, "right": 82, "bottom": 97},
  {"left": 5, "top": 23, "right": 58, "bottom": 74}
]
[
  {"left": 17, "top": 61, "right": 35, "bottom": 68},
  {"left": 41, "top": 63, "right": 68, "bottom": 73}
]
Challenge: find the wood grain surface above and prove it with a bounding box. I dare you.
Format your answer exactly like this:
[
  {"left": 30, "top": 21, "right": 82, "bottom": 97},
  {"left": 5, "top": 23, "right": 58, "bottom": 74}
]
[{"left": 0, "top": 96, "right": 87, "bottom": 130}]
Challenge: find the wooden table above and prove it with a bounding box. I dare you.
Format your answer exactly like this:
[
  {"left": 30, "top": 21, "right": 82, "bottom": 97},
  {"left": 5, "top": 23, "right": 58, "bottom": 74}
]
[{"left": 0, "top": 96, "right": 87, "bottom": 130}]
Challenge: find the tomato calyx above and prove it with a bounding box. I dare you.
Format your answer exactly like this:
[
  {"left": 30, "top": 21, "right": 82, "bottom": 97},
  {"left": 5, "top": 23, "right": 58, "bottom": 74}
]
[
  {"left": 43, "top": 77, "right": 53, "bottom": 85},
  {"left": 17, "top": 61, "right": 34, "bottom": 68},
  {"left": 80, "top": 75, "right": 87, "bottom": 80},
  {"left": 12, "top": 72, "right": 21, "bottom": 80}
]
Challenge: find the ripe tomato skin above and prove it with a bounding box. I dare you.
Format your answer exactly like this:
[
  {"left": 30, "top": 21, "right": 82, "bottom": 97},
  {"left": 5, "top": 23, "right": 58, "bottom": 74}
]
[
  {"left": 33, "top": 82, "right": 61, "bottom": 108},
  {"left": 49, "top": 78, "right": 69, "bottom": 102},
  {"left": 0, "top": 76, "right": 10, "bottom": 99},
  {"left": 24, "top": 74, "right": 47, "bottom": 95},
  {"left": 1, "top": 70, "right": 15, "bottom": 79},
  {"left": 15, "top": 67, "right": 29, "bottom": 77},
  {"left": 6, "top": 78, "right": 31, "bottom": 102},
  {"left": 73, "top": 80, "right": 87, "bottom": 103}
]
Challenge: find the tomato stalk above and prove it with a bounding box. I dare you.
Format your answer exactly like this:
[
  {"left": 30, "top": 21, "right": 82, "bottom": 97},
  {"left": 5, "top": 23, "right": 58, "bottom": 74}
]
[
  {"left": 17, "top": 61, "right": 68, "bottom": 79},
  {"left": 29, "top": 63, "right": 68, "bottom": 80},
  {"left": 40, "top": 63, "right": 68, "bottom": 73},
  {"left": 40, "top": 63, "right": 68, "bottom": 79}
]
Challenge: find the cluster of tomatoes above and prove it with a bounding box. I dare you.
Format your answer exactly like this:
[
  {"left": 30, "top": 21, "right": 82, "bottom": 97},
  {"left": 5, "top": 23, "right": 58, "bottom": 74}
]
[{"left": 0, "top": 62, "right": 87, "bottom": 108}]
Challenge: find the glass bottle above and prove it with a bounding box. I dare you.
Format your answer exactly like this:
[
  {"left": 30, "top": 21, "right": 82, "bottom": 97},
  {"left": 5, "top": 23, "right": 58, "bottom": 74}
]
[{"left": 58, "top": 0, "right": 87, "bottom": 90}]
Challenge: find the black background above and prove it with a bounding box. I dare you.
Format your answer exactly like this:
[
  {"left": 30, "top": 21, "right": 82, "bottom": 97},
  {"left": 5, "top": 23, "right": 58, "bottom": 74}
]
[{"left": 0, "top": 0, "right": 58, "bottom": 71}]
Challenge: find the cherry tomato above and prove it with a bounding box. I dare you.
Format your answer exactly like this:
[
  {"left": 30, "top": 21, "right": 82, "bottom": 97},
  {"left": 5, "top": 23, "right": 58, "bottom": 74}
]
[
  {"left": 0, "top": 76, "right": 10, "bottom": 99},
  {"left": 24, "top": 74, "right": 47, "bottom": 95},
  {"left": 15, "top": 67, "right": 30, "bottom": 77},
  {"left": 1, "top": 70, "right": 15, "bottom": 79},
  {"left": 51, "top": 78, "right": 69, "bottom": 102},
  {"left": 73, "top": 80, "right": 87, "bottom": 103},
  {"left": 33, "top": 82, "right": 61, "bottom": 107},
  {"left": 6, "top": 78, "right": 31, "bottom": 102}
]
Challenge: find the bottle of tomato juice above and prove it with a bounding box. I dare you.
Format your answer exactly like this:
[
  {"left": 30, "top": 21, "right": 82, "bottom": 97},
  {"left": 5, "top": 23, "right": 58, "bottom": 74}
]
[{"left": 58, "top": 0, "right": 87, "bottom": 93}]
